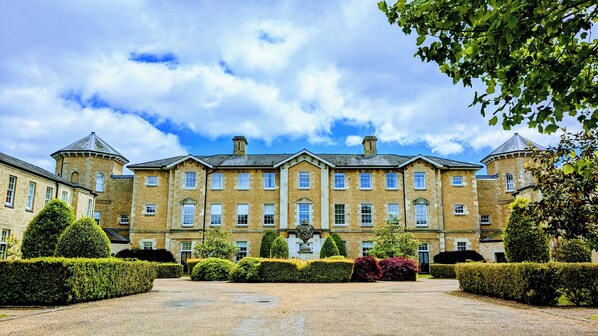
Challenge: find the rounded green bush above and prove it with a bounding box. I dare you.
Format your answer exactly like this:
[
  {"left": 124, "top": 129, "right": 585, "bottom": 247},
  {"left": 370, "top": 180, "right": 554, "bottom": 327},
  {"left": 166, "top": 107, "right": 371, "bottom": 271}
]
[
  {"left": 330, "top": 232, "right": 347, "bottom": 257},
  {"left": 21, "top": 199, "right": 75, "bottom": 259},
  {"left": 259, "top": 230, "right": 278, "bottom": 258},
  {"left": 54, "top": 217, "right": 111, "bottom": 258},
  {"left": 229, "top": 257, "right": 262, "bottom": 282},
  {"left": 504, "top": 198, "right": 550, "bottom": 263},
  {"left": 552, "top": 238, "right": 592, "bottom": 262},
  {"left": 270, "top": 236, "right": 289, "bottom": 259},
  {"left": 191, "top": 258, "right": 235, "bottom": 281},
  {"left": 320, "top": 236, "right": 340, "bottom": 258}
]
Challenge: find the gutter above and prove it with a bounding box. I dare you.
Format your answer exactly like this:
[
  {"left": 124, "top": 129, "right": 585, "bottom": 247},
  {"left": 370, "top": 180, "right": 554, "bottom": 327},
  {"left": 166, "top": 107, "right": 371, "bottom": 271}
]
[{"left": 202, "top": 168, "right": 215, "bottom": 243}]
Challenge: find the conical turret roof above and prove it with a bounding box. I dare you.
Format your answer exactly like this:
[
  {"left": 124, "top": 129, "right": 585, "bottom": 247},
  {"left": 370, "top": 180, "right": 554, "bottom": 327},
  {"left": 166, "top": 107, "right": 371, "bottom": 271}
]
[
  {"left": 51, "top": 132, "right": 128, "bottom": 164},
  {"left": 481, "top": 133, "right": 544, "bottom": 164}
]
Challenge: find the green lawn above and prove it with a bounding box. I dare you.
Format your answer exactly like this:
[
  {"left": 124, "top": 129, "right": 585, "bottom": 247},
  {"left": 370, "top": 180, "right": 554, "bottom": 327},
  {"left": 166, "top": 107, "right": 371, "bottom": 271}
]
[
  {"left": 417, "top": 273, "right": 433, "bottom": 279},
  {"left": 0, "top": 315, "right": 10, "bottom": 319}
]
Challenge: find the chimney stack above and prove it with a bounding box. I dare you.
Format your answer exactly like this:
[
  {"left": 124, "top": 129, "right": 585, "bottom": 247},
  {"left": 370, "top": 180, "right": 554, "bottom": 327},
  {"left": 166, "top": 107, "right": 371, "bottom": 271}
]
[
  {"left": 233, "top": 136, "right": 248, "bottom": 156},
  {"left": 362, "top": 136, "right": 377, "bottom": 156}
]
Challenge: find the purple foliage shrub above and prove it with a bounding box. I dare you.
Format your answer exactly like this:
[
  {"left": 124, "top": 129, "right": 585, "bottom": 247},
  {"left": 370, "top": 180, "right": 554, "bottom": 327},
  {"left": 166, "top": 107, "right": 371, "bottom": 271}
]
[
  {"left": 379, "top": 257, "right": 419, "bottom": 281},
  {"left": 351, "top": 256, "right": 382, "bottom": 282}
]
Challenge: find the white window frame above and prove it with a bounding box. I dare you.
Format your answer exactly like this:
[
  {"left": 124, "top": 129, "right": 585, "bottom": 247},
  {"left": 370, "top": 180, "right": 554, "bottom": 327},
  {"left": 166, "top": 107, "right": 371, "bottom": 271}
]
[
  {"left": 360, "top": 173, "right": 371, "bottom": 190},
  {"left": 5, "top": 175, "right": 16, "bottom": 207},
  {"left": 505, "top": 173, "right": 514, "bottom": 192},
  {"left": 237, "top": 173, "right": 250, "bottom": 190},
  {"left": 95, "top": 173, "right": 105, "bottom": 192},
  {"left": 360, "top": 203, "right": 373, "bottom": 226},
  {"left": 298, "top": 203, "right": 311, "bottom": 224},
  {"left": 415, "top": 203, "right": 428, "bottom": 227},
  {"left": 418, "top": 242, "right": 429, "bottom": 252},
  {"left": 119, "top": 214, "right": 130, "bottom": 225},
  {"left": 93, "top": 211, "right": 101, "bottom": 225},
  {"left": 182, "top": 203, "right": 195, "bottom": 227},
  {"left": 235, "top": 241, "right": 248, "bottom": 262},
  {"left": 456, "top": 241, "right": 467, "bottom": 251},
  {"left": 45, "top": 186, "right": 53, "bottom": 205},
  {"left": 452, "top": 176, "right": 463, "bottom": 186},
  {"left": 141, "top": 240, "right": 154, "bottom": 250},
  {"left": 361, "top": 241, "right": 373, "bottom": 256},
  {"left": 414, "top": 172, "right": 426, "bottom": 190},
  {"left": 87, "top": 199, "right": 93, "bottom": 217},
  {"left": 237, "top": 204, "right": 249, "bottom": 226},
  {"left": 184, "top": 172, "right": 197, "bottom": 189},
  {"left": 0, "top": 229, "right": 9, "bottom": 260},
  {"left": 146, "top": 176, "right": 158, "bottom": 187},
  {"left": 334, "top": 204, "right": 346, "bottom": 226},
  {"left": 263, "top": 204, "right": 275, "bottom": 226},
  {"left": 145, "top": 204, "right": 156, "bottom": 215},
  {"left": 26, "top": 181, "right": 36, "bottom": 210},
  {"left": 61, "top": 190, "right": 69, "bottom": 202},
  {"left": 210, "top": 204, "right": 222, "bottom": 226},
  {"left": 264, "top": 173, "right": 276, "bottom": 190},
  {"left": 299, "top": 172, "right": 310, "bottom": 189},
  {"left": 180, "top": 241, "right": 193, "bottom": 263},
  {"left": 212, "top": 173, "right": 223, "bottom": 190},
  {"left": 334, "top": 173, "right": 345, "bottom": 189},
  {"left": 480, "top": 215, "right": 491, "bottom": 225},
  {"left": 387, "top": 203, "right": 400, "bottom": 222},
  {"left": 386, "top": 173, "right": 398, "bottom": 190},
  {"left": 454, "top": 204, "right": 465, "bottom": 215}
]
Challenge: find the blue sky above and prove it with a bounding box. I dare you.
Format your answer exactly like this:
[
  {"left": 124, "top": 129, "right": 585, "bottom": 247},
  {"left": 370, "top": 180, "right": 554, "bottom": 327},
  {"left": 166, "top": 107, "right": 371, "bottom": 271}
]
[{"left": 0, "top": 1, "right": 578, "bottom": 173}]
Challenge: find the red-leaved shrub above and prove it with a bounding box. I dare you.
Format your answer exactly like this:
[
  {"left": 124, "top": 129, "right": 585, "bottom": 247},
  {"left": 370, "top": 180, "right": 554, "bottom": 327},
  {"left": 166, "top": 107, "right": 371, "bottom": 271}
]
[
  {"left": 351, "top": 256, "right": 381, "bottom": 282},
  {"left": 379, "top": 257, "right": 419, "bottom": 281}
]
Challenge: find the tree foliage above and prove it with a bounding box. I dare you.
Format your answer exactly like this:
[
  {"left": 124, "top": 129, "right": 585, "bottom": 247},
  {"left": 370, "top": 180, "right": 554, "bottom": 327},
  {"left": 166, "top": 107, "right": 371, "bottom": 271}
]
[
  {"left": 503, "top": 198, "right": 550, "bottom": 263},
  {"left": 330, "top": 232, "right": 347, "bottom": 257},
  {"left": 21, "top": 199, "right": 75, "bottom": 259},
  {"left": 526, "top": 130, "right": 598, "bottom": 250},
  {"left": 269, "top": 236, "right": 289, "bottom": 259},
  {"left": 552, "top": 238, "right": 592, "bottom": 263},
  {"left": 379, "top": 0, "right": 598, "bottom": 132},
  {"left": 320, "top": 236, "right": 340, "bottom": 258},
  {"left": 194, "top": 227, "right": 239, "bottom": 260},
  {"left": 368, "top": 218, "right": 418, "bottom": 259},
  {"left": 259, "top": 230, "right": 278, "bottom": 258},
  {"left": 55, "top": 217, "right": 111, "bottom": 258}
]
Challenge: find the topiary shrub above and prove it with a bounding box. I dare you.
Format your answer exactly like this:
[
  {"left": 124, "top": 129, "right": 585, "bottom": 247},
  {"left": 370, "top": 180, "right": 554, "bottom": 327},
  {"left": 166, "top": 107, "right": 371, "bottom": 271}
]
[
  {"left": 302, "top": 259, "right": 354, "bottom": 282},
  {"left": 54, "top": 218, "right": 111, "bottom": 258},
  {"left": 259, "top": 230, "right": 278, "bottom": 258},
  {"left": 320, "top": 236, "right": 340, "bottom": 258},
  {"left": 430, "top": 264, "right": 457, "bottom": 278},
  {"left": 552, "top": 239, "right": 592, "bottom": 262},
  {"left": 433, "top": 250, "right": 485, "bottom": 264},
  {"left": 21, "top": 199, "right": 75, "bottom": 259},
  {"left": 379, "top": 257, "right": 419, "bottom": 281},
  {"left": 557, "top": 263, "right": 598, "bottom": 306},
  {"left": 115, "top": 248, "right": 176, "bottom": 263},
  {"left": 351, "top": 256, "right": 381, "bottom": 282},
  {"left": 270, "top": 236, "right": 289, "bottom": 258},
  {"left": 504, "top": 198, "right": 550, "bottom": 263},
  {"left": 229, "top": 257, "right": 262, "bottom": 282},
  {"left": 154, "top": 262, "right": 183, "bottom": 278},
  {"left": 330, "top": 232, "right": 347, "bottom": 257},
  {"left": 191, "top": 258, "right": 235, "bottom": 281},
  {"left": 257, "top": 259, "right": 303, "bottom": 282},
  {"left": 185, "top": 258, "right": 202, "bottom": 276}
]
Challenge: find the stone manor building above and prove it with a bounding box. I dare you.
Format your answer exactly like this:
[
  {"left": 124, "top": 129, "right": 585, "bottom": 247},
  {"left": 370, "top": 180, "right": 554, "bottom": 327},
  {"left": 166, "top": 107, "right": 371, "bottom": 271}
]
[{"left": 1, "top": 132, "right": 543, "bottom": 268}]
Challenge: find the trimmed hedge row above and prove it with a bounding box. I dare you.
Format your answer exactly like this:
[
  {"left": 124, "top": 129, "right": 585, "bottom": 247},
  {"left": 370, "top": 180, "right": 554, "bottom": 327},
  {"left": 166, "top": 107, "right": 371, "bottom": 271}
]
[
  {"left": 430, "top": 264, "right": 457, "bottom": 278},
  {"left": 154, "top": 263, "right": 183, "bottom": 278},
  {"left": 456, "top": 262, "right": 598, "bottom": 306},
  {"left": 186, "top": 258, "right": 202, "bottom": 276},
  {"left": 0, "top": 258, "right": 156, "bottom": 305},
  {"left": 433, "top": 250, "right": 485, "bottom": 264},
  {"left": 257, "top": 259, "right": 354, "bottom": 282},
  {"left": 115, "top": 248, "right": 176, "bottom": 263}
]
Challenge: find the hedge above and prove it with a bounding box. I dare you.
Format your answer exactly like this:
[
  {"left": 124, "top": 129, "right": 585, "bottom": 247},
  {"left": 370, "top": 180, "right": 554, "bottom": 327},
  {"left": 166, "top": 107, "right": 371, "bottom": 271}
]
[
  {"left": 557, "top": 263, "right": 598, "bottom": 306},
  {"left": 0, "top": 258, "right": 156, "bottom": 305},
  {"left": 229, "top": 257, "right": 261, "bottom": 282},
  {"left": 55, "top": 218, "right": 111, "bottom": 258},
  {"left": 552, "top": 239, "right": 592, "bottom": 263},
  {"left": 227, "top": 258, "right": 354, "bottom": 283},
  {"left": 115, "top": 248, "right": 176, "bottom": 263},
  {"left": 433, "top": 250, "right": 485, "bottom": 264},
  {"left": 21, "top": 199, "right": 75, "bottom": 259},
  {"left": 456, "top": 263, "right": 561, "bottom": 305},
  {"left": 186, "top": 258, "right": 202, "bottom": 276},
  {"left": 191, "top": 258, "right": 236, "bottom": 281},
  {"left": 379, "top": 257, "right": 419, "bottom": 281},
  {"left": 154, "top": 263, "right": 183, "bottom": 278},
  {"left": 301, "top": 259, "right": 354, "bottom": 283},
  {"left": 430, "top": 264, "right": 456, "bottom": 278}
]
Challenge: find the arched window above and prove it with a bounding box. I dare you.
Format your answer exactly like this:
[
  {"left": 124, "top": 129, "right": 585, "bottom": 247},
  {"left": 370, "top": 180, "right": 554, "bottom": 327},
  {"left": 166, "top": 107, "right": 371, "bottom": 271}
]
[
  {"left": 505, "top": 173, "right": 514, "bottom": 192},
  {"left": 96, "top": 173, "right": 104, "bottom": 192},
  {"left": 71, "top": 171, "right": 79, "bottom": 184},
  {"left": 414, "top": 198, "right": 429, "bottom": 227}
]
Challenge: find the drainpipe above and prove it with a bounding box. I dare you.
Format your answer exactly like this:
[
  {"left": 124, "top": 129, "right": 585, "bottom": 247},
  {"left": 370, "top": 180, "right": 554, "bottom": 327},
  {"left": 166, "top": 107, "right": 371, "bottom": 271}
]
[
  {"left": 202, "top": 168, "right": 215, "bottom": 243},
  {"left": 401, "top": 167, "right": 407, "bottom": 229}
]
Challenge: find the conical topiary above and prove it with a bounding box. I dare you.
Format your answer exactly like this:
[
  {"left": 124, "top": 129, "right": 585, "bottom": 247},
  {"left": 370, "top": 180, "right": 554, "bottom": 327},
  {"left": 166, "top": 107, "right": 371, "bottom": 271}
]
[
  {"left": 270, "top": 236, "right": 289, "bottom": 259},
  {"left": 503, "top": 198, "right": 550, "bottom": 263},
  {"left": 55, "top": 217, "right": 111, "bottom": 258},
  {"left": 330, "top": 232, "right": 347, "bottom": 257},
  {"left": 320, "top": 236, "right": 340, "bottom": 258},
  {"left": 260, "top": 230, "right": 278, "bottom": 258},
  {"left": 21, "top": 199, "right": 75, "bottom": 258}
]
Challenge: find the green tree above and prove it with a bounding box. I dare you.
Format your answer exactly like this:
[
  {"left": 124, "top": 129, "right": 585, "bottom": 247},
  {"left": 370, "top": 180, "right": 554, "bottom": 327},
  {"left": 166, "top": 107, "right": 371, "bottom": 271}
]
[
  {"left": 269, "top": 236, "right": 289, "bottom": 259},
  {"left": 194, "top": 227, "right": 239, "bottom": 260},
  {"left": 330, "top": 232, "right": 347, "bottom": 257},
  {"left": 379, "top": 1, "right": 598, "bottom": 132},
  {"left": 54, "top": 217, "right": 111, "bottom": 258},
  {"left": 21, "top": 199, "right": 75, "bottom": 259},
  {"left": 503, "top": 198, "right": 550, "bottom": 263},
  {"left": 2, "top": 235, "right": 21, "bottom": 260},
  {"left": 259, "top": 230, "right": 278, "bottom": 258},
  {"left": 526, "top": 130, "right": 598, "bottom": 250},
  {"left": 320, "top": 236, "right": 340, "bottom": 258},
  {"left": 552, "top": 238, "right": 592, "bottom": 262},
  {"left": 368, "top": 218, "right": 418, "bottom": 259}
]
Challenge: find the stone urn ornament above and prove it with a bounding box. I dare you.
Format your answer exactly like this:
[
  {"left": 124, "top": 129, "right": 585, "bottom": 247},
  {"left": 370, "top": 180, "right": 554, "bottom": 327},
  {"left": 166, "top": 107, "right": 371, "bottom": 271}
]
[{"left": 297, "top": 219, "right": 314, "bottom": 253}]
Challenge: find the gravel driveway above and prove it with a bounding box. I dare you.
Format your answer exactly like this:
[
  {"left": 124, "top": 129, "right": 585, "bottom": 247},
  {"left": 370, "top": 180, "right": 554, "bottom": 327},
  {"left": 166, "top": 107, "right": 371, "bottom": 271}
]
[{"left": 0, "top": 278, "right": 596, "bottom": 335}]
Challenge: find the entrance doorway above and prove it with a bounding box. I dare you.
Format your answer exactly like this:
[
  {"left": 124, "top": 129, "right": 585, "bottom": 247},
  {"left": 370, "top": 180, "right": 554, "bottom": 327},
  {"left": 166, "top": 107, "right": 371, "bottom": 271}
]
[{"left": 418, "top": 243, "right": 430, "bottom": 273}]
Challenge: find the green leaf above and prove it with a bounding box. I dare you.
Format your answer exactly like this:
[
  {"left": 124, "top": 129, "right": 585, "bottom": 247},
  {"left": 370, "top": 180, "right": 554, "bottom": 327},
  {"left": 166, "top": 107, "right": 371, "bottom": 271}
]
[
  {"left": 489, "top": 116, "right": 498, "bottom": 126},
  {"left": 562, "top": 163, "right": 575, "bottom": 175},
  {"left": 544, "top": 124, "right": 559, "bottom": 134},
  {"left": 416, "top": 35, "right": 426, "bottom": 46},
  {"left": 377, "top": 1, "right": 387, "bottom": 12}
]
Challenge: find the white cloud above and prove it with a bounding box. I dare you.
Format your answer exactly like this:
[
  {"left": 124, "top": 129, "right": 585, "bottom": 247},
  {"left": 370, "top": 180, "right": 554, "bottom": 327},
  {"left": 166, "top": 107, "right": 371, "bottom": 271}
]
[{"left": 345, "top": 135, "right": 362, "bottom": 146}]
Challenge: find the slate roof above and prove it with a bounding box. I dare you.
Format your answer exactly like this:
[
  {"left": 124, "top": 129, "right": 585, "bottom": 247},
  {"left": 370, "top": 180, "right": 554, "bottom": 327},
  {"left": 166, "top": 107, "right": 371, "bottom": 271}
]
[
  {"left": 103, "top": 228, "right": 130, "bottom": 243},
  {"left": 482, "top": 133, "right": 544, "bottom": 163},
  {"left": 128, "top": 153, "right": 482, "bottom": 170},
  {"left": 0, "top": 151, "right": 90, "bottom": 190},
  {"left": 51, "top": 132, "right": 129, "bottom": 164}
]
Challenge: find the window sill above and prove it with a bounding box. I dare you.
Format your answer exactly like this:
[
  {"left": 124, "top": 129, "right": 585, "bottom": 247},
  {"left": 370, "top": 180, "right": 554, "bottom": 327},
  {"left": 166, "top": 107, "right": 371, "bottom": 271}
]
[
  {"left": 452, "top": 184, "right": 463, "bottom": 187},
  {"left": 454, "top": 213, "right": 466, "bottom": 216},
  {"left": 333, "top": 187, "right": 346, "bottom": 190},
  {"left": 211, "top": 188, "right": 223, "bottom": 191},
  {"left": 298, "top": 187, "right": 310, "bottom": 190},
  {"left": 264, "top": 187, "right": 276, "bottom": 191},
  {"left": 4, "top": 203, "right": 14, "bottom": 208},
  {"left": 236, "top": 188, "right": 250, "bottom": 191},
  {"left": 386, "top": 188, "right": 398, "bottom": 190},
  {"left": 415, "top": 225, "right": 428, "bottom": 228},
  {"left": 146, "top": 185, "right": 158, "bottom": 187},
  {"left": 25, "top": 208, "right": 33, "bottom": 213},
  {"left": 144, "top": 213, "right": 156, "bottom": 216},
  {"left": 209, "top": 224, "right": 221, "bottom": 227},
  {"left": 334, "top": 224, "right": 347, "bottom": 227},
  {"left": 361, "top": 224, "right": 373, "bottom": 227},
  {"left": 119, "top": 223, "right": 130, "bottom": 225},
  {"left": 414, "top": 188, "right": 426, "bottom": 191},
  {"left": 480, "top": 223, "right": 491, "bottom": 226},
  {"left": 181, "top": 225, "right": 194, "bottom": 228},
  {"left": 236, "top": 224, "right": 248, "bottom": 227},
  {"left": 183, "top": 187, "right": 197, "bottom": 190},
  {"left": 263, "top": 224, "right": 275, "bottom": 227}
]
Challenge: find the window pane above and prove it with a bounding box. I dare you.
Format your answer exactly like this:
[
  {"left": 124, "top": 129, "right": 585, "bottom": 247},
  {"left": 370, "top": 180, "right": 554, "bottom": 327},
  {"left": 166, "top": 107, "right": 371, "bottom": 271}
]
[
  {"left": 212, "top": 173, "right": 223, "bottom": 189},
  {"left": 183, "top": 204, "right": 195, "bottom": 225},
  {"left": 93, "top": 211, "right": 101, "bottom": 225},
  {"left": 298, "top": 203, "right": 310, "bottom": 224},
  {"left": 237, "top": 204, "right": 248, "bottom": 225},
  {"left": 362, "top": 241, "right": 373, "bottom": 256},
  {"left": 386, "top": 173, "right": 397, "bottom": 189},
  {"left": 263, "top": 204, "right": 275, "bottom": 225},
  {"left": 6, "top": 176, "right": 16, "bottom": 205},
  {"left": 210, "top": 204, "right": 222, "bottom": 225},
  {"left": 334, "top": 204, "right": 346, "bottom": 225},
  {"left": 505, "top": 174, "right": 514, "bottom": 192},
  {"left": 360, "top": 173, "right": 371, "bottom": 189},
  {"left": 361, "top": 204, "right": 372, "bottom": 225},
  {"left": 45, "top": 187, "right": 53, "bottom": 204},
  {"left": 264, "top": 173, "right": 275, "bottom": 189},
  {"left": 238, "top": 173, "right": 250, "bottom": 189},
  {"left": 96, "top": 173, "right": 104, "bottom": 192},
  {"left": 334, "top": 173, "right": 345, "bottom": 189},
  {"left": 457, "top": 242, "right": 467, "bottom": 251},
  {"left": 235, "top": 241, "right": 248, "bottom": 261},
  {"left": 119, "top": 214, "right": 130, "bottom": 224},
  {"left": 415, "top": 204, "right": 427, "bottom": 226},
  {"left": 147, "top": 176, "right": 157, "bottom": 186},
  {"left": 414, "top": 172, "right": 425, "bottom": 189},
  {"left": 299, "top": 173, "right": 310, "bottom": 189},
  {"left": 185, "top": 172, "right": 196, "bottom": 188},
  {"left": 387, "top": 204, "right": 399, "bottom": 221},
  {"left": 26, "top": 182, "right": 36, "bottom": 209},
  {"left": 452, "top": 176, "right": 463, "bottom": 186}
]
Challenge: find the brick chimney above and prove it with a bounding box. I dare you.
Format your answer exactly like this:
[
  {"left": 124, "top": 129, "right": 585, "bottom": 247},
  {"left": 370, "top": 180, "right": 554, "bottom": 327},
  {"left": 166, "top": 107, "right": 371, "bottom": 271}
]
[
  {"left": 233, "top": 136, "right": 248, "bottom": 156},
  {"left": 362, "top": 136, "right": 377, "bottom": 156}
]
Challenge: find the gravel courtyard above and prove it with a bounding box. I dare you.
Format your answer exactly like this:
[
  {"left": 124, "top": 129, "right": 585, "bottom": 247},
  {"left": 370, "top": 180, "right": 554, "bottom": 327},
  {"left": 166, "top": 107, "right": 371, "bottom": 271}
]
[{"left": 1, "top": 278, "right": 596, "bottom": 335}]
